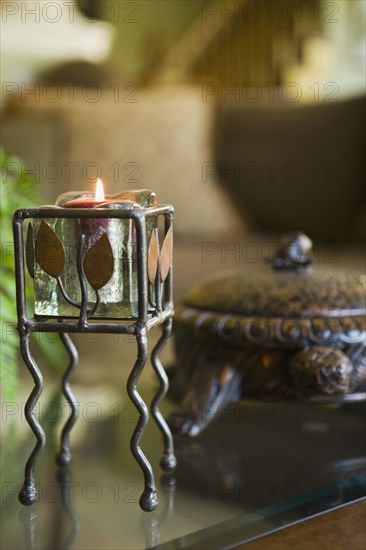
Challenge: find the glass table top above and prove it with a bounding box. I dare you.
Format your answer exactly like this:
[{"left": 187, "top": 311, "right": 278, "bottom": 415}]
[{"left": 1, "top": 374, "right": 365, "bottom": 549}]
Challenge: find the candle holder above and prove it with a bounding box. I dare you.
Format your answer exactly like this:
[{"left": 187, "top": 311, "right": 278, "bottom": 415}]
[{"left": 13, "top": 194, "right": 176, "bottom": 512}]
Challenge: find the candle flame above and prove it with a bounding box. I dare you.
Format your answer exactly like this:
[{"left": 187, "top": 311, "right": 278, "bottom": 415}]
[{"left": 95, "top": 178, "right": 105, "bottom": 201}]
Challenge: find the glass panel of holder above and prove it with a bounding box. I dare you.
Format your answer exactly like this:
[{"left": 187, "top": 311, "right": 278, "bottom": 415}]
[{"left": 32, "top": 217, "right": 156, "bottom": 319}]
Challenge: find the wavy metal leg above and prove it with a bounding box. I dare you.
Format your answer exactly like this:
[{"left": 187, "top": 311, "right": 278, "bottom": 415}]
[
  {"left": 127, "top": 329, "right": 158, "bottom": 512},
  {"left": 18, "top": 334, "right": 46, "bottom": 506},
  {"left": 151, "top": 319, "right": 177, "bottom": 472},
  {"left": 56, "top": 333, "right": 79, "bottom": 467}
]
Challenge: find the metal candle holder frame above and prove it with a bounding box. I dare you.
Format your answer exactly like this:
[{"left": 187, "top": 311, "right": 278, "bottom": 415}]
[{"left": 13, "top": 204, "right": 176, "bottom": 512}]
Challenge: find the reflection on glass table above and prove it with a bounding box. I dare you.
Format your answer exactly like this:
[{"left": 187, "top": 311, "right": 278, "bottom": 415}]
[{"left": 1, "top": 382, "right": 365, "bottom": 550}]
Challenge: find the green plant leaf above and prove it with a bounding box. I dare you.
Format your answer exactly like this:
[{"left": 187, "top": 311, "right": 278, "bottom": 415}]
[
  {"left": 0, "top": 341, "right": 18, "bottom": 402},
  {"left": 0, "top": 147, "right": 65, "bottom": 401}
]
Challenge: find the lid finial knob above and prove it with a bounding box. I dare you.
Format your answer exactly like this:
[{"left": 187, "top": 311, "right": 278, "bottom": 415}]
[{"left": 271, "top": 231, "right": 313, "bottom": 271}]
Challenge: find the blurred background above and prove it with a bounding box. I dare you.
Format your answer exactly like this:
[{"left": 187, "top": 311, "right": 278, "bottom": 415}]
[
  {"left": 1, "top": 2, "right": 366, "bottom": 548},
  {"left": 2, "top": 0, "right": 365, "bottom": 243}
]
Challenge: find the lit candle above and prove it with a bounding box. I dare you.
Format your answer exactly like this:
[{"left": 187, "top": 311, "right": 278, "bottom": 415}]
[
  {"left": 63, "top": 178, "right": 111, "bottom": 208},
  {"left": 63, "top": 179, "right": 116, "bottom": 250},
  {"left": 58, "top": 184, "right": 157, "bottom": 210},
  {"left": 57, "top": 182, "right": 158, "bottom": 250}
]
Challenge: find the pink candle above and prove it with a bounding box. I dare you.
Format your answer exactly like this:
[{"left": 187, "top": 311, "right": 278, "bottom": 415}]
[
  {"left": 63, "top": 179, "right": 115, "bottom": 209},
  {"left": 63, "top": 179, "right": 115, "bottom": 249}
]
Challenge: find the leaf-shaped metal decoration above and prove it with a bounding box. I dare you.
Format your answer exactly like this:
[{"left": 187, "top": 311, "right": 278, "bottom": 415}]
[
  {"left": 35, "top": 220, "right": 65, "bottom": 278},
  {"left": 83, "top": 233, "right": 114, "bottom": 290},
  {"left": 147, "top": 230, "right": 159, "bottom": 284},
  {"left": 25, "top": 223, "right": 35, "bottom": 278},
  {"left": 160, "top": 227, "right": 173, "bottom": 282}
]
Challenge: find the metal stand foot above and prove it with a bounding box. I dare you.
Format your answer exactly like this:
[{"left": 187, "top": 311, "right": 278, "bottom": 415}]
[
  {"left": 127, "top": 329, "right": 158, "bottom": 512},
  {"left": 56, "top": 333, "right": 79, "bottom": 467},
  {"left": 151, "top": 319, "right": 177, "bottom": 472},
  {"left": 18, "top": 334, "right": 46, "bottom": 506}
]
